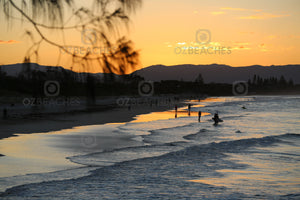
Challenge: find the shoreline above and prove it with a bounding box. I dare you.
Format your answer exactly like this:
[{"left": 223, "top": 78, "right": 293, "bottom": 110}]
[
  {"left": 0, "top": 98, "right": 190, "bottom": 140},
  {"left": 2, "top": 94, "right": 296, "bottom": 141},
  {"left": 0, "top": 106, "right": 165, "bottom": 140}
]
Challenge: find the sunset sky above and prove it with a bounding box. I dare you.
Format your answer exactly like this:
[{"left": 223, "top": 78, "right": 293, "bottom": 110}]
[{"left": 0, "top": 0, "right": 299, "bottom": 73}]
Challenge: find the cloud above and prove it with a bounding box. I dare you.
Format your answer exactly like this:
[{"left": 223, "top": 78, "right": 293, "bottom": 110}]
[
  {"left": 221, "top": 7, "right": 247, "bottom": 11},
  {"left": 209, "top": 42, "right": 221, "bottom": 46},
  {"left": 232, "top": 42, "right": 251, "bottom": 50},
  {"left": 239, "top": 13, "right": 290, "bottom": 20},
  {"left": 217, "top": 7, "right": 290, "bottom": 20},
  {"left": 0, "top": 40, "right": 21, "bottom": 44},
  {"left": 211, "top": 11, "right": 225, "bottom": 15},
  {"left": 267, "top": 35, "right": 277, "bottom": 40},
  {"left": 288, "top": 35, "right": 300, "bottom": 39},
  {"left": 232, "top": 46, "right": 251, "bottom": 50},
  {"left": 258, "top": 43, "right": 269, "bottom": 52},
  {"left": 221, "top": 7, "right": 263, "bottom": 12},
  {"left": 234, "top": 42, "right": 251, "bottom": 46},
  {"left": 239, "top": 31, "right": 255, "bottom": 35}
]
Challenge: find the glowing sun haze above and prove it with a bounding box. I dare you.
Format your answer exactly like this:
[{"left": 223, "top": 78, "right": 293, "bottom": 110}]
[{"left": 0, "top": 0, "right": 299, "bottom": 73}]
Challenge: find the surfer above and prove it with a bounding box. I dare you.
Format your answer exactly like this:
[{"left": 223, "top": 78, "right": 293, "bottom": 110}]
[{"left": 212, "top": 112, "right": 222, "bottom": 125}]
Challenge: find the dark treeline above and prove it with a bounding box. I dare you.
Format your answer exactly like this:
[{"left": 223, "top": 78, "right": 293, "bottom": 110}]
[
  {"left": 0, "top": 66, "right": 299, "bottom": 98},
  {"left": 0, "top": 65, "right": 143, "bottom": 98},
  {"left": 248, "top": 74, "right": 295, "bottom": 91},
  {"left": 154, "top": 73, "right": 299, "bottom": 95}
]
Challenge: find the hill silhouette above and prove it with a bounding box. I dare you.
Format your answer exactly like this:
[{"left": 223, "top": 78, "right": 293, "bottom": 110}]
[
  {"left": 133, "top": 64, "right": 300, "bottom": 84},
  {"left": 0, "top": 63, "right": 299, "bottom": 97}
]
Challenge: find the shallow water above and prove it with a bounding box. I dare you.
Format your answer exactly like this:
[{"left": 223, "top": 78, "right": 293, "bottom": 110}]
[{"left": 0, "top": 95, "right": 299, "bottom": 199}]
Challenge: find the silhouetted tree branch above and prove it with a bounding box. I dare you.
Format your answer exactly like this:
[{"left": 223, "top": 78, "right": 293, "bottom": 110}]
[{"left": 1, "top": 0, "right": 141, "bottom": 74}]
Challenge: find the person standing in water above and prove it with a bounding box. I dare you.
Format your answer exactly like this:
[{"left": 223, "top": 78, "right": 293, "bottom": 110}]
[
  {"left": 212, "top": 112, "right": 218, "bottom": 124},
  {"left": 212, "top": 112, "right": 222, "bottom": 125},
  {"left": 175, "top": 105, "right": 178, "bottom": 118},
  {"left": 198, "top": 111, "right": 202, "bottom": 122},
  {"left": 188, "top": 104, "right": 191, "bottom": 116}
]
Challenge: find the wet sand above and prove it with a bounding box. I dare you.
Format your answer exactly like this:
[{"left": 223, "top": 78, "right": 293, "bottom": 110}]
[{"left": 0, "top": 105, "right": 173, "bottom": 140}]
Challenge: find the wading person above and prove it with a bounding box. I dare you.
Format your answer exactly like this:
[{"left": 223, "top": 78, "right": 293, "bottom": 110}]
[
  {"left": 198, "top": 111, "right": 202, "bottom": 122},
  {"left": 212, "top": 112, "right": 223, "bottom": 125}
]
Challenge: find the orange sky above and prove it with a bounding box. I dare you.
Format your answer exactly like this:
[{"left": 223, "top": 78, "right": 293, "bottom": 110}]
[{"left": 0, "top": 0, "right": 299, "bottom": 73}]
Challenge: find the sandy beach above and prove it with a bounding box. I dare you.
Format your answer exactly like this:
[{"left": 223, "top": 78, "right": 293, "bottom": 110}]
[
  {"left": 0, "top": 104, "right": 174, "bottom": 140},
  {"left": 0, "top": 94, "right": 198, "bottom": 140},
  {"left": 0, "top": 97, "right": 192, "bottom": 189},
  {"left": 0, "top": 101, "right": 178, "bottom": 182}
]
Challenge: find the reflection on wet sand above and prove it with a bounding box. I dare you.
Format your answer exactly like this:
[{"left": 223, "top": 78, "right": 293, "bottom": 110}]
[
  {"left": 0, "top": 132, "right": 82, "bottom": 177},
  {"left": 132, "top": 110, "right": 211, "bottom": 123}
]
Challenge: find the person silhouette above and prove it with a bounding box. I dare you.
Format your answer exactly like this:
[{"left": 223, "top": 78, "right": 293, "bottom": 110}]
[
  {"left": 198, "top": 111, "right": 202, "bottom": 122},
  {"left": 175, "top": 105, "right": 178, "bottom": 118},
  {"left": 188, "top": 104, "right": 191, "bottom": 116},
  {"left": 212, "top": 112, "right": 223, "bottom": 125},
  {"left": 212, "top": 112, "right": 219, "bottom": 124}
]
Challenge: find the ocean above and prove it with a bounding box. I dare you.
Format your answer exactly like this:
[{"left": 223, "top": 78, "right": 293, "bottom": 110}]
[{"left": 0, "top": 95, "right": 299, "bottom": 199}]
